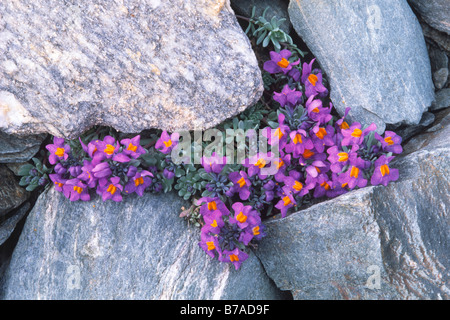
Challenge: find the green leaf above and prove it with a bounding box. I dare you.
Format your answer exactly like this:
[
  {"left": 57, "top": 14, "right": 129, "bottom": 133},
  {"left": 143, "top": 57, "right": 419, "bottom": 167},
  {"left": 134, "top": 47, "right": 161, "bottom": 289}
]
[
  {"left": 17, "top": 164, "right": 34, "bottom": 176},
  {"left": 256, "top": 30, "right": 267, "bottom": 45},
  {"left": 262, "top": 35, "right": 270, "bottom": 47},
  {"left": 26, "top": 184, "right": 39, "bottom": 192},
  {"left": 19, "top": 176, "right": 29, "bottom": 186}
]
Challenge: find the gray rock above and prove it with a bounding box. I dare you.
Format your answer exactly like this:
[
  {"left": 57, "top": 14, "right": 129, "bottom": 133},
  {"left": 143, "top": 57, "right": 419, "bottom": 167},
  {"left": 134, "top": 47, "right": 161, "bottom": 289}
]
[
  {"left": 0, "top": 132, "right": 46, "bottom": 163},
  {"left": 0, "top": 0, "right": 263, "bottom": 139},
  {"left": 254, "top": 113, "right": 450, "bottom": 300},
  {"left": 433, "top": 68, "right": 449, "bottom": 90},
  {"left": 0, "top": 165, "right": 29, "bottom": 218},
  {"left": 1, "top": 189, "right": 286, "bottom": 300},
  {"left": 390, "top": 111, "right": 435, "bottom": 141},
  {"left": 0, "top": 202, "right": 29, "bottom": 246},
  {"left": 420, "top": 20, "right": 450, "bottom": 56},
  {"left": 428, "top": 45, "right": 448, "bottom": 72},
  {"left": 231, "top": 0, "right": 291, "bottom": 33},
  {"left": 408, "top": 0, "right": 450, "bottom": 35},
  {"left": 288, "top": 0, "right": 435, "bottom": 133},
  {"left": 430, "top": 88, "right": 450, "bottom": 111}
]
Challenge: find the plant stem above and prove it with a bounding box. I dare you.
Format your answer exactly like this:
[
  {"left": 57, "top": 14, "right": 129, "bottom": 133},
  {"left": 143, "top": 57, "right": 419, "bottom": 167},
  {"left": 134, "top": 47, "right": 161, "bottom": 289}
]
[{"left": 235, "top": 14, "right": 251, "bottom": 22}]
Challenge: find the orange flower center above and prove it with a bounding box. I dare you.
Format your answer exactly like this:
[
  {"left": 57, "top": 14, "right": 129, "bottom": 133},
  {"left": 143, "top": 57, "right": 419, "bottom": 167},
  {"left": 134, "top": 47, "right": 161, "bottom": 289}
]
[
  {"left": 236, "top": 212, "right": 247, "bottom": 223},
  {"left": 339, "top": 121, "right": 350, "bottom": 130},
  {"left": 207, "top": 201, "right": 217, "bottom": 211},
  {"left": 274, "top": 127, "right": 284, "bottom": 139},
  {"left": 127, "top": 143, "right": 138, "bottom": 152},
  {"left": 380, "top": 164, "right": 390, "bottom": 177},
  {"left": 384, "top": 137, "right": 394, "bottom": 145},
  {"left": 104, "top": 144, "right": 115, "bottom": 155},
  {"left": 252, "top": 226, "right": 260, "bottom": 236},
  {"left": 54, "top": 181, "right": 63, "bottom": 188},
  {"left": 338, "top": 152, "right": 349, "bottom": 162},
  {"left": 255, "top": 158, "right": 266, "bottom": 169},
  {"left": 73, "top": 186, "right": 83, "bottom": 194},
  {"left": 351, "top": 128, "right": 362, "bottom": 138},
  {"left": 106, "top": 184, "right": 117, "bottom": 195},
  {"left": 303, "top": 149, "right": 314, "bottom": 159},
  {"left": 230, "top": 254, "right": 239, "bottom": 262},
  {"left": 277, "top": 58, "right": 289, "bottom": 69},
  {"left": 350, "top": 166, "right": 359, "bottom": 178},
  {"left": 283, "top": 196, "right": 292, "bottom": 206},
  {"left": 293, "top": 133, "right": 303, "bottom": 144},
  {"left": 315, "top": 128, "right": 327, "bottom": 140},
  {"left": 237, "top": 177, "right": 246, "bottom": 188},
  {"left": 206, "top": 241, "right": 215, "bottom": 251},
  {"left": 55, "top": 147, "right": 65, "bottom": 157},
  {"left": 293, "top": 180, "right": 303, "bottom": 192},
  {"left": 308, "top": 74, "right": 318, "bottom": 86},
  {"left": 211, "top": 220, "right": 218, "bottom": 228},
  {"left": 163, "top": 139, "right": 172, "bottom": 148},
  {"left": 134, "top": 177, "right": 144, "bottom": 187}
]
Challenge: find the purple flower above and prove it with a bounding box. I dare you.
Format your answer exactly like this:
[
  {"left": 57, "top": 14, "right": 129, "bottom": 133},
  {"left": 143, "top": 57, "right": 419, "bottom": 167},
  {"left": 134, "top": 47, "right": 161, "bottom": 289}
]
[
  {"left": 49, "top": 173, "right": 70, "bottom": 199},
  {"left": 301, "top": 58, "right": 328, "bottom": 98},
  {"left": 197, "top": 197, "right": 230, "bottom": 217},
  {"left": 310, "top": 125, "right": 335, "bottom": 154},
  {"left": 199, "top": 232, "right": 222, "bottom": 259},
  {"left": 312, "top": 174, "right": 334, "bottom": 198},
  {"left": 338, "top": 162, "right": 368, "bottom": 190},
  {"left": 283, "top": 170, "right": 314, "bottom": 197},
  {"left": 78, "top": 159, "right": 99, "bottom": 188},
  {"left": 46, "top": 137, "right": 70, "bottom": 165},
  {"left": 273, "top": 84, "right": 302, "bottom": 108},
  {"left": 263, "top": 50, "right": 300, "bottom": 75},
  {"left": 262, "top": 113, "right": 290, "bottom": 149},
  {"left": 275, "top": 186, "right": 296, "bottom": 217},
  {"left": 201, "top": 152, "right": 227, "bottom": 174},
  {"left": 229, "top": 202, "right": 260, "bottom": 230},
  {"left": 285, "top": 129, "right": 314, "bottom": 158},
  {"left": 121, "top": 135, "right": 147, "bottom": 159},
  {"left": 327, "top": 144, "right": 359, "bottom": 174},
  {"left": 375, "top": 131, "right": 403, "bottom": 154},
  {"left": 305, "top": 95, "right": 333, "bottom": 128},
  {"left": 202, "top": 209, "right": 225, "bottom": 234},
  {"left": 371, "top": 155, "right": 399, "bottom": 186},
  {"left": 155, "top": 131, "right": 179, "bottom": 154},
  {"left": 96, "top": 136, "right": 120, "bottom": 159},
  {"left": 305, "top": 159, "right": 329, "bottom": 179},
  {"left": 79, "top": 137, "right": 102, "bottom": 160},
  {"left": 228, "top": 171, "right": 251, "bottom": 200},
  {"left": 341, "top": 122, "right": 377, "bottom": 146},
  {"left": 124, "top": 170, "right": 153, "bottom": 196},
  {"left": 219, "top": 248, "right": 249, "bottom": 270},
  {"left": 91, "top": 161, "right": 112, "bottom": 179},
  {"left": 65, "top": 178, "right": 90, "bottom": 201},
  {"left": 163, "top": 168, "right": 175, "bottom": 180},
  {"left": 96, "top": 176, "right": 123, "bottom": 202}
]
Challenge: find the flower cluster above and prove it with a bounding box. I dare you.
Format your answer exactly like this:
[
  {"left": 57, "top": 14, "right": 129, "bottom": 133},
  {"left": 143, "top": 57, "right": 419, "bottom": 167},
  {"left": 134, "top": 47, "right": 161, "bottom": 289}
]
[
  {"left": 46, "top": 135, "right": 154, "bottom": 202},
  {"left": 197, "top": 198, "right": 265, "bottom": 270},
  {"left": 42, "top": 48, "right": 403, "bottom": 270}
]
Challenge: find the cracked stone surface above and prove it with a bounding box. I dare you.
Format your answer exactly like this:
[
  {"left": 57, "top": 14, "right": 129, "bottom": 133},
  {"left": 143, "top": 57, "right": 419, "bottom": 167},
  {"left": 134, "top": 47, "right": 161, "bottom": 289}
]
[
  {"left": 0, "top": 0, "right": 263, "bottom": 139},
  {"left": 288, "top": 0, "right": 435, "bottom": 133},
  {"left": 0, "top": 189, "right": 286, "bottom": 300},
  {"left": 253, "top": 110, "right": 450, "bottom": 299}
]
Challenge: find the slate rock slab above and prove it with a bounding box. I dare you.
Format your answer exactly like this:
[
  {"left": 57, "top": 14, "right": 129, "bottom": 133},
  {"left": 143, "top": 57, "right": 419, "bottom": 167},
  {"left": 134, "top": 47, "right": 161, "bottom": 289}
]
[
  {"left": 0, "top": 189, "right": 286, "bottom": 300},
  {"left": 0, "top": 132, "right": 46, "bottom": 163},
  {"left": 0, "top": 0, "right": 263, "bottom": 139},
  {"left": 0, "top": 165, "right": 29, "bottom": 218},
  {"left": 408, "top": 0, "right": 450, "bottom": 35},
  {"left": 254, "top": 112, "right": 450, "bottom": 299},
  {"left": 288, "top": 0, "right": 435, "bottom": 133}
]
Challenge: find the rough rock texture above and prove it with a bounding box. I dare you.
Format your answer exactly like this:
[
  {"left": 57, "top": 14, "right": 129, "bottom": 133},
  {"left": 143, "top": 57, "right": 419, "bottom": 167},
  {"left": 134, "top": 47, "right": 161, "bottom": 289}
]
[
  {"left": 0, "top": 189, "right": 286, "bottom": 300},
  {"left": 420, "top": 20, "right": 450, "bottom": 56},
  {"left": 408, "top": 0, "right": 450, "bottom": 35},
  {"left": 0, "top": 165, "right": 29, "bottom": 218},
  {"left": 0, "top": 202, "right": 29, "bottom": 246},
  {"left": 288, "top": 0, "right": 435, "bottom": 133},
  {"left": 254, "top": 111, "right": 450, "bottom": 300},
  {"left": 0, "top": 132, "right": 46, "bottom": 163},
  {"left": 0, "top": 0, "right": 263, "bottom": 139},
  {"left": 231, "top": 0, "right": 291, "bottom": 33},
  {"left": 431, "top": 88, "right": 450, "bottom": 111}
]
